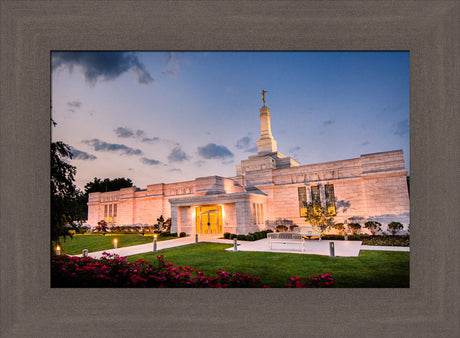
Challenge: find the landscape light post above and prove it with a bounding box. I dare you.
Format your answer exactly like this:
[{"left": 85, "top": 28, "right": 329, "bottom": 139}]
[
  {"left": 82, "top": 249, "right": 88, "bottom": 257},
  {"left": 113, "top": 239, "right": 117, "bottom": 249},
  {"left": 55, "top": 245, "right": 61, "bottom": 256},
  {"left": 234, "top": 237, "right": 238, "bottom": 252},
  {"left": 329, "top": 242, "right": 335, "bottom": 257},
  {"left": 153, "top": 234, "right": 157, "bottom": 252},
  {"left": 195, "top": 233, "right": 198, "bottom": 244}
]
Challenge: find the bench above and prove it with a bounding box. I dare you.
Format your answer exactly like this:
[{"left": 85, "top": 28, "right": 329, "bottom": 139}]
[
  {"left": 294, "top": 226, "right": 322, "bottom": 240},
  {"left": 267, "top": 232, "right": 305, "bottom": 252}
]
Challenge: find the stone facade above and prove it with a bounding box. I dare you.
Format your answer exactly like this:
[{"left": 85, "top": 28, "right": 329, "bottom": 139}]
[{"left": 88, "top": 105, "right": 409, "bottom": 235}]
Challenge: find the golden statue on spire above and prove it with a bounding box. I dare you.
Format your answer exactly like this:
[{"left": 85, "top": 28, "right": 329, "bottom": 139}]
[{"left": 261, "top": 90, "right": 268, "bottom": 105}]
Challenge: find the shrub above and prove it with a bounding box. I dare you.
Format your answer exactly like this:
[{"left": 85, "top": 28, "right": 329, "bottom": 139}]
[
  {"left": 179, "top": 232, "right": 186, "bottom": 238},
  {"left": 387, "top": 222, "right": 404, "bottom": 236},
  {"left": 364, "top": 221, "right": 382, "bottom": 236},
  {"left": 223, "top": 232, "right": 231, "bottom": 239},
  {"left": 230, "top": 234, "right": 237, "bottom": 239},
  {"left": 237, "top": 234, "right": 246, "bottom": 241},
  {"left": 347, "top": 223, "right": 361, "bottom": 235},
  {"left": 246, "top": 235, "right": 255, "bottom": 241},
  {"left": 275, "top": 225, "right": 288, "bottom": 232},
  {"left": 159, "top": 231, "right": 171, "bottom": 237},
  {"left": 170, "top": 233, "right": 178, "bottom": 237},
  {"left": 332, "top": 223, "right": 346, "bottom": 235}
]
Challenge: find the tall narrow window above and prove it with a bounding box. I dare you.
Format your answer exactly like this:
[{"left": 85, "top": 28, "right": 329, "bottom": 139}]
[
  {"left": 113, "top": 204, "right": 117, "bottom": 223},
  {"left": 104, "top": 205, "right": 108, "bottom": 222},
  {"left": 298, "top": 187, "right": 307, "bottom": 216},
  {"left": 252, "top": 203, "right": 257, "bottom": 225},
  {"left": 109, "top": 204, "right": 113, "bottom": 223},
  {"left": 257, "top": 204, "right": 262, "bottom": 225},
  {"left": 325, "top": 184, "right": 336, "bottom": 215},
  {"left": 311, "top": 185, "right": 321, "bottom": 203},
  {"left": 260, "top": 204, "right": 264, "bottom": 225}
]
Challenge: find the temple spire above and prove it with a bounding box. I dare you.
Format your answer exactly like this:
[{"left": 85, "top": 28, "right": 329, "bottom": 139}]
[{"left": 256, "top": 103, "right": 277, "bottom": 154}]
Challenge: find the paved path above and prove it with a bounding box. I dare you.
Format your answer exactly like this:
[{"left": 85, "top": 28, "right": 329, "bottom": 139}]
[{"left": 73, "top": 236, "right": 409, "bottom": 259}]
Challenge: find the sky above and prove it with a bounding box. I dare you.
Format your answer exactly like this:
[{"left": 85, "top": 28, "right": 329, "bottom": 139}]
[{"left": 51, "top": 51, "right": 410, "bottom": 191}]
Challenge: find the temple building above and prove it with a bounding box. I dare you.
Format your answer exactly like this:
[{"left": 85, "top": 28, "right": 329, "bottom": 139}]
[{"left": 87, "top": 101, "right": 410, "bottom": 235}]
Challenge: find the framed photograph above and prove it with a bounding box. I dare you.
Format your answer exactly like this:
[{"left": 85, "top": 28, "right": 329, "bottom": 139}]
[{"left": 1, "top": 1, "right": 458, "bottom": 336}]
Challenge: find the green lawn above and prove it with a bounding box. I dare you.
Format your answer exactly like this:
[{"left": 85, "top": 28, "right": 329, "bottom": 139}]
[
  {"left": 127, "top": 243, "right": 410, "bottom": 288},
  {"left": 59, "top": 234, "right": 176, "bottom": 255}
]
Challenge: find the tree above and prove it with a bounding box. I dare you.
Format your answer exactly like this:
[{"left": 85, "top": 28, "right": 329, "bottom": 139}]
[
  {"left": 51, "top": 141, "right": 85, "bottom": 244},
  {"left": 347, "top": 223, "right": 362, "bottom": 235},
  {"left": 387, "top": 222, "right": 403, "bottom": 236},
  {"left": 84, "top": 177, "right": 133, "bottom": 194},
  {"left": 77, "top": 177, "right": 134, "bottom": 219},
  {"left": 364, "top": 221, "right": 382, "bottom": 236},
  {"left": 303, "top": 200, "right": 335, "bottom": 232}
]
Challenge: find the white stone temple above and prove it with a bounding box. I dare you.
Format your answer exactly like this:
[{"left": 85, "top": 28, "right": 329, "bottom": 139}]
[{"left": 88, "top": 101, "right": 410, "bottom": 235}]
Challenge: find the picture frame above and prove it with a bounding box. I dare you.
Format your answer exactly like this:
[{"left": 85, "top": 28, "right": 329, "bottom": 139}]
[{"left": 1, "top": 1, "right": 458, "bottom": 336}]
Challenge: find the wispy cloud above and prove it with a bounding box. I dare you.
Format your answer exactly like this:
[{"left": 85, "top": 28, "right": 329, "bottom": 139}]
[
  {"left": 322, "top": 119, "right": 335, "bottom": 127},
  {"left": 162, "top": 52, "right": 180, "bottom": 76},
  {"left": 114, "top": 127, "right": 145, "bottom": 139},
  {"left": 194, "top": 160, "right": 206, "bottom": 167},
  {"left": 52, "top": 51, "right": 153, "bottom": 85},
  {"left": 197, "top": 143, "right": 233, "bottom": 160},
  {"left": 140, "top": 157, "right": 161, "bottom": 166},
  {"left": 169, "top": 168, "right": 182, "bottom": 173},
  {"left": 66, "top": 100, "right": 82, "bottom": 112},
  {"left": 236, "top": 135, "right": 257, "bottom": 153},
  {"left": 141, "top": 136, "right": 160, "bottom": 144},
  {"left": 236, "top": 136, "right": 251, "bottom": 149},
  {"left": 394, "top": 119, "right": 409, "bottom": 136},
  {"left": 70, "top": 148, "right": 96, "bottom": 160},
  {"left": 361, "top": 141, "right": 370, "bottom": 146},
  {"left": 222, "top": 160, "right": 234, "bottom": 165},
  {"left": 168, "top": 146, "right": 190, "bottom": 163},
  {"left": 82, "top": 139, "right": 143, "bottom": 156}
]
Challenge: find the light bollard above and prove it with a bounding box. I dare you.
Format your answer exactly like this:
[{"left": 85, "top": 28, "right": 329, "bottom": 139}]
[
  {"left": 55, "top": 245, "right": 61, "bottom": 256},
  {"left": 153, "top": 234, "right": 157, "bottom": 252},
  {"left": 82, "top": 249, "right": 88, "bottom": 257},
  {"left": 329, "top": 242, "right": 335, "bottom": 257},
  {"left": 195, "top": 234, "right": 198, "bottom": 244},
  {"left": 234, "top": 237, "right": 238, "bottom": 252},
  {"left": 113, "top": 239, "right": 118, "bottom": 249}
]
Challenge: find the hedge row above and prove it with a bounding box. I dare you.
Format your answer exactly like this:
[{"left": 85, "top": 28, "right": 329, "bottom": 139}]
[{"left": 223, "top": 230, "right": 274, "bottom": 241}]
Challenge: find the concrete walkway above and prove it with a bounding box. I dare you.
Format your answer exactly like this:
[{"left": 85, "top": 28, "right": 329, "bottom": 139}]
[{"left": 73, "top": 236, "right": 409, "bottom": 259}]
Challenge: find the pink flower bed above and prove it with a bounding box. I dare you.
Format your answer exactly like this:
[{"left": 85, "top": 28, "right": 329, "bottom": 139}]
[{"left": 51, "top": 253, "right": 334, "bottom": 288}]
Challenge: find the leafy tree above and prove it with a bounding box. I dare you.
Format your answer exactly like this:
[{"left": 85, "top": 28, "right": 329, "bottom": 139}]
[
  {"left": 364, "top": 221, "right": 382, "bottom": 236},
  {"left": 347, "top": 223, "right": 362, "bottom": 235},
  {"left": 333, "top": 223, "right": 347, "bottom": 236},
  {"left": 302, "top": 200, "right": 335, "bottom": 232},
  {"left": 51, "top": 141, "right": 85, "bottom": 244},
  {"left": 387, "top": 222, "right": 403, "bottom": 236},
  {"left": 154, "top": 215, "right": 165, "bottom": 232},
  {"left": 76, "top": 177, "right": 134, "bottom": 220},
  {"left": 94, "top": 220, "right": 109, "bottom": 234},
  {"left": 84, "top": 177, "right": 133, "bottom": 194}
]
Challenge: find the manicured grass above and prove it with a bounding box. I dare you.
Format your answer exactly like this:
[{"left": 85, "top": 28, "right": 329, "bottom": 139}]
[
  {"left": 127, "top": 243, "right": 410, "bottom": 288},
  {"left": 59, "top": 234, "right": 176, "bottom": 255}
]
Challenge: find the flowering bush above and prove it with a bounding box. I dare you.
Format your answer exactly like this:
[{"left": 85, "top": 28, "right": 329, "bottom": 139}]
[
  {"left": 51, "top": 253, "right": 333, "bottom": 288},
  {"left": 285, "top": 274, "right": 334, "bottom": 288}
]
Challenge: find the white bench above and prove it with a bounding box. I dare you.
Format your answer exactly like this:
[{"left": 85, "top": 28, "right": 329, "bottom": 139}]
[
  {"left": 267, "top": 232, "right": 305, "bottom": 252},
  {"left": 295, "top": 226, "right": 322, "bottom": 240}
]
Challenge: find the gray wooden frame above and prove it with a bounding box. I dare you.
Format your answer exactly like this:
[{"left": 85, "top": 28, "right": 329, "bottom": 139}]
[{"left": 1, "top": 1, "right": 458, "bottom": 337}]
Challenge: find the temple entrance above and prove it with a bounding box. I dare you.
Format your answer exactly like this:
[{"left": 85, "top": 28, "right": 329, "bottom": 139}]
[{"left": 196, "top": 205, "right": 223, "bottom": 234}]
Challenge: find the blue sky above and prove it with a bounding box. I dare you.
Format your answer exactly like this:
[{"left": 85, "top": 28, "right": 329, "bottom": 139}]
[{"left": 51, "top": 51, "right": 410, "bottom": 190}]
